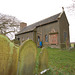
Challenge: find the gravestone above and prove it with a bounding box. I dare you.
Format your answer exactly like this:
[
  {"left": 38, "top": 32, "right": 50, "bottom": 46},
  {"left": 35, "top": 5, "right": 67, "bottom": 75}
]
[
  {"left": 39, "top": 48, "right": 48, "bottom": 73},
  {"left": 10, "top": 46, "right": 19, "bottom": 75},
  {"left": 18, "top": 39, "right": 37, "bottom": 75},
  {"left": 0, "top": 35, "right": 19, "bottom": 75}
]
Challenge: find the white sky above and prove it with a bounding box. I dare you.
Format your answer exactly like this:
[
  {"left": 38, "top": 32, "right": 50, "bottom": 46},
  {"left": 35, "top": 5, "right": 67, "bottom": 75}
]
[{"left": 0, "top": 0, "right": 75, "bottom": 42}]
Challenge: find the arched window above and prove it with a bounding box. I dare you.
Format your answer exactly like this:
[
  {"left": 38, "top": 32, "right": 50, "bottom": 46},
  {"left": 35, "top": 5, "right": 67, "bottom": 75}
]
[
  {"left": 18, "top": 38, "right": 20, "bottom": 40},
  {"left": 64, "top": 32, "right": 67, "bottom": 42},
  {"left": 45, "top": 35, "right": 48, "bottom": 42},
  {"left": 38, "top": 36, "right": 40, "bottom": 42}
]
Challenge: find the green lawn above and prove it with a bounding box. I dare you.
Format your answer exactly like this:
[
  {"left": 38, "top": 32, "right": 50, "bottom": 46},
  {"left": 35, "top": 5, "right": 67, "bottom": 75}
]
[{"left": 37, "top": 47, "right": 75, "bottom": 75}]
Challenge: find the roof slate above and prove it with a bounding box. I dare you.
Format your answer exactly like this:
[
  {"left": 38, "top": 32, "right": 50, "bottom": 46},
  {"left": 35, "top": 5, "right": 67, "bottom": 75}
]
[{"left": 16, "top": 13, "right": 60, "bottom": 35}]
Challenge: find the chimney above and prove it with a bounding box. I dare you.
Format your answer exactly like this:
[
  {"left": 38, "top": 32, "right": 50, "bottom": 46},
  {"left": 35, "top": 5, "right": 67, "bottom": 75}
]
[{"left": 20, "top": 22, "right": 27, "bottom": 30}]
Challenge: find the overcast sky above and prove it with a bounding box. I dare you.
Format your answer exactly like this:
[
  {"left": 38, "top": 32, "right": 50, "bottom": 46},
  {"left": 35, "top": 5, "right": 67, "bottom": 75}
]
[{"left": 0, "top": 0, "right": 75, "bottom": 42}]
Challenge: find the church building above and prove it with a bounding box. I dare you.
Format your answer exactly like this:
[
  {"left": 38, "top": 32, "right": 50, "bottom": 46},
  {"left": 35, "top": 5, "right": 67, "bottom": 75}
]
[{"left": 15, "top": 9, "right": 70, "bottom": 48}]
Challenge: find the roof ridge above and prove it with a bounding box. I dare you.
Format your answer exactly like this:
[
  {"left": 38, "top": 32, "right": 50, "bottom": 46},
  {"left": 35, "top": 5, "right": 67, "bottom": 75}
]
[{"left": 28, "top": 13, "right": 61, "bottom": 26}]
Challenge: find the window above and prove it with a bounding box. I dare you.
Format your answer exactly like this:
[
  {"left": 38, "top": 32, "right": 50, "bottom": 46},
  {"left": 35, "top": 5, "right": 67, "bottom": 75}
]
[
  {"left": 45, "top": 35, "right": 48, "bottom": 42},
  {"left": 64, "top": 32, "right": 67, "bottom": 42},
  {"left": 18, "top": 38, "right": 20, "bottom": 40},
  {"left": 38, "top": 36, "right": 40, "bottom": 42}
]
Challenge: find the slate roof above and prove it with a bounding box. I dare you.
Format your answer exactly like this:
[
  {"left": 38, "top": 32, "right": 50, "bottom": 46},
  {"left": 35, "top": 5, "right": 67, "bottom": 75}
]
[{"left": 16, "top": 13, "right": 61, "bottom": 35}]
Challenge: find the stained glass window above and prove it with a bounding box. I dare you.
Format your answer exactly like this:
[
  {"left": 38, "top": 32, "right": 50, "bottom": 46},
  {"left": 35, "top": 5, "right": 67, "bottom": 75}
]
[
  {"left": 64, "top": 32, "right": 67, "bottom": 42},
  {"left": 45, "top": 35, "right": 48, "bottom": 42}
]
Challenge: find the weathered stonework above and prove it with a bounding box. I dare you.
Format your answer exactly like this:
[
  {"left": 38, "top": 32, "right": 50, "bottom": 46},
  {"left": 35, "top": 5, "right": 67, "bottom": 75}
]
[
  {"left": 0, "top": 35, "right": 19, "bottom": 75},
  {"left": 15, "top": 11, "right": 70, "bottom": 48},
  {"left": 18, "top": 39, "right": 37, "bottom": 75},
  {"left": 39, "top": 48, "right": 48, "bottom": 72}
]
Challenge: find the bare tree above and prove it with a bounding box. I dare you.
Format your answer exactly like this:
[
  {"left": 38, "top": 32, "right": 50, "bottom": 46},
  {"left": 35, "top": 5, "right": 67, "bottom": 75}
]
[
  {"left": 0, "top": 13, "right": 20, "bottom": 40},
  {"left": 66, "top": 0, "right": 75, "bottom": 15}
]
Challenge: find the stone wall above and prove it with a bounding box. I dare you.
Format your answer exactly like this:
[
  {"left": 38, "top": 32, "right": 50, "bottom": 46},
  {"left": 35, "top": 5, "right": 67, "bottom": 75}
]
[
  {"left": 59, "top": 11, "right": 70, "bottom": 48},
  {"left": 15, "top": 11, "right": 70, "bottom": 49},
  {"left": 16, "top": 32, "right": 34, "bottom": 44},
  {"left": 36, "top": 22, "right": 60, "bottom": 48}
]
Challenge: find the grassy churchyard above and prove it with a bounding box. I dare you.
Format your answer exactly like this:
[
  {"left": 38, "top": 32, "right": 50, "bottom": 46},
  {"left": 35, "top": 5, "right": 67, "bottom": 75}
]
[{"left": 36, "top": 47, "right": 75, "bottom": 75}]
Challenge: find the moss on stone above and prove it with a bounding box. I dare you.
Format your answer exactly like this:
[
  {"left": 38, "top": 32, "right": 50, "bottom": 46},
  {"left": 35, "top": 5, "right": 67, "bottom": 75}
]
[
  {"left": 0, "top": 35, "right": 19, "bottom": 75},
  {"left": 18, "top": 39, "right": 37, "bottom": 75},
  {"left": 39, "top": 48, "right": 48, "bottom": 73}
]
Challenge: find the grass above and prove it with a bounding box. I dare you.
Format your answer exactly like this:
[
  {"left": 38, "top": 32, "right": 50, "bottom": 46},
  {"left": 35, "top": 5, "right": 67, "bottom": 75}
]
[{"left": 36, "top": 47, "right": 75, "bottom": 75}]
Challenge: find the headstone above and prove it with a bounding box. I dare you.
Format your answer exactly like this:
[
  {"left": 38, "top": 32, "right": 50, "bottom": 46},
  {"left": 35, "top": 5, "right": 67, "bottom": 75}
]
[
  {"left": 0, "top": 35, "right": 19, "bottom": 75},
  {"left": 18, "top": 39, "right": 37, "bottom": 75},
  {"left": 10, "top": 46, "right": 19, "bottom": 75},
  {"left": 39, "top": 48, "right": 48, "bottom": 73}
]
